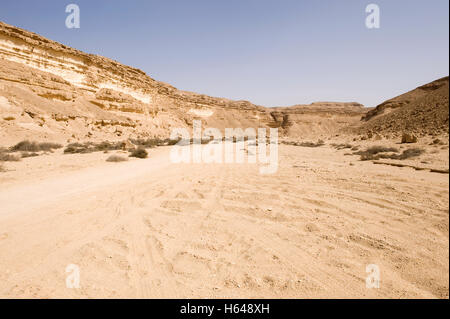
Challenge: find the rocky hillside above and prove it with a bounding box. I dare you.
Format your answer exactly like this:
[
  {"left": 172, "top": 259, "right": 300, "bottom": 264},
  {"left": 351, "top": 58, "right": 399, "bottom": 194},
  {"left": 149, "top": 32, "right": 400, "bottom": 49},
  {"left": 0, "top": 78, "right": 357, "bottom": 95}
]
[
  {"left": 357, "top": 76, "right": 449, "bottom": 138},
  {"left": 0, "top": 21, "right": 367, "bottom": 144}
]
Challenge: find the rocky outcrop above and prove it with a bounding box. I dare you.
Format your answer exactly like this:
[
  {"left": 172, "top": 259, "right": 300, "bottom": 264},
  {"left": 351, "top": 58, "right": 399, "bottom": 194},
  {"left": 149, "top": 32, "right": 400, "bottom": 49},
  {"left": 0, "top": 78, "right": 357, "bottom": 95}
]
[{"left": 358, "top": 77, "right": 449, "bottom": 137}]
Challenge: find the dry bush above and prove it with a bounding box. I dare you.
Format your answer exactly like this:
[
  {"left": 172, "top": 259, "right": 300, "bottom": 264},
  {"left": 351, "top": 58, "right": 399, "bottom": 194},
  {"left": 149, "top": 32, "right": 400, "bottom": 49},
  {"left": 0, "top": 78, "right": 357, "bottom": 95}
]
[
  {"left": 431, "top": 139, "right": 446, "bottom": 146},
  {"left": 64, "top": 142, "right": 91, "bottom": 154},
  {"left": 331, "top": 143, "right": 353, "bottom": 150},
  {"left": 354, "top": 145, "right": 398, "bottom": 161},
  {"left": 10, "top": 140, "right": 62, "bottom": 152},
  {"left": 129, "top": 147, "right": 148, "bottom": 159},
  {"left": 365, "top": 146, "right": 399, "bottom": 154},
  {"left": 283, "top": 140, "right": 325, "bottom": 147},
  {"left": 131, "top": 138, "right": 175, "bottom": 148},
  {"left": 394, "top": 148, "right": 425, "bottom": 160},
  {"left": 3, "top": 116, "right": 15, "bottom": 121},
  {"left": 21, "top": 152, "right": 39, "bottom": 158},
  {"left": 355, "top": 145, "right": 423, "bottom": 161},
  {"left": 299, "top": 140, "right": 325, "bottom": 147},
  {"left": 64, "top": 141, "right": 123, "bottom": 154},
  {"left": 0, "top": 152, "right": 20, "bottom": 162},
  {"left": 106, "top": 155, "right": 128, "bottom": 162}
]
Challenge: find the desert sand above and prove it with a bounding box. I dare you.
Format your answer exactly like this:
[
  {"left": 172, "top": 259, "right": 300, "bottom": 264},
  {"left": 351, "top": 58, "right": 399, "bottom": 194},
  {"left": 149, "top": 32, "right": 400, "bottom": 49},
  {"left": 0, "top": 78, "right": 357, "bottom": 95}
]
[{"left": 0, "top": 139, "right": 448, "bottom": 299}]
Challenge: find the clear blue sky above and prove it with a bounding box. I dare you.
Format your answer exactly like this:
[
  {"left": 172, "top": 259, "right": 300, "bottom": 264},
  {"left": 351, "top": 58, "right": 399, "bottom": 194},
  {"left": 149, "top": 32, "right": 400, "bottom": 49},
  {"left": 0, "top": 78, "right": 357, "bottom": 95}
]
[{"left": 1, "top": 0, "right": 448, "bottom": 107}]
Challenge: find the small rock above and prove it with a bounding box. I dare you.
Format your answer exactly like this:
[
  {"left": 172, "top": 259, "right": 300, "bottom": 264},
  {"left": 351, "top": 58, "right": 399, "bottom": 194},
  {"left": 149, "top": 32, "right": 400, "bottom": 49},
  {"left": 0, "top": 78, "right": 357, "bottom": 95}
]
[{"left": 401, "top": 133, "right": 418, "bottom": 143}]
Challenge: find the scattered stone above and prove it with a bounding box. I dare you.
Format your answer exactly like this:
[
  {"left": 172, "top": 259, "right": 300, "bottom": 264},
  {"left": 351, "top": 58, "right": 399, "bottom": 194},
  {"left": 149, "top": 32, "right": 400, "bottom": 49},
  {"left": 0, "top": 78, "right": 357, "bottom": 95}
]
[{"left": 401, "top": 133, "right": 417, "bottom": 143}]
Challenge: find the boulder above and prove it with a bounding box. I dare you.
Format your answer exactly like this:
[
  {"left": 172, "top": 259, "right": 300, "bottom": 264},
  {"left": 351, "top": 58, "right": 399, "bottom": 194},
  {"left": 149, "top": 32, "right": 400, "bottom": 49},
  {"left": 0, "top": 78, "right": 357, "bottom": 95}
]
[{"left": 401, "top": 133, "right": 418, "bottom": 143}]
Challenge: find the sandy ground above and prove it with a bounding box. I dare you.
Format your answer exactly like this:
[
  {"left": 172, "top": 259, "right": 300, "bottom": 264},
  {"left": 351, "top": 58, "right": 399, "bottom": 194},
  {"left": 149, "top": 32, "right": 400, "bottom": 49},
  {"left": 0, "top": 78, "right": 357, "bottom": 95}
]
[{"left": 0, "top": 142, "right": 448, "bottom": 298}]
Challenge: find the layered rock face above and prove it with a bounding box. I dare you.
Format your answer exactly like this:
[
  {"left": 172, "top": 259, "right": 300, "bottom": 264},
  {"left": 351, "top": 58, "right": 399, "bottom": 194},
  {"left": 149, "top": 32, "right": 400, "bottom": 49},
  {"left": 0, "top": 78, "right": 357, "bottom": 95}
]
[{"left": 0, "top": 21, "right": 368, "bottom": 144}]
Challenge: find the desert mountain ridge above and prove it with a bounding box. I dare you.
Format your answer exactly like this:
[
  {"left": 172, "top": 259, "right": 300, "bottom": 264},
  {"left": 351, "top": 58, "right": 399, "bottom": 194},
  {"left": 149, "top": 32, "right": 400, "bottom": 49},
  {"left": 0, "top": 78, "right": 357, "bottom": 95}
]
[
  {"left": 0, "top": 21, "right": 447, "bottom": 146},
  {"left": 0, "top": 21, "right": 370, "bottom": 144}
]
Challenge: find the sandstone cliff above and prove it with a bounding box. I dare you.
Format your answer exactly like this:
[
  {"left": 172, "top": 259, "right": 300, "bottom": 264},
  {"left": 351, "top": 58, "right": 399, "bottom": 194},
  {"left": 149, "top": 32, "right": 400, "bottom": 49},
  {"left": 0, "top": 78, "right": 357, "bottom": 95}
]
[{"left": 0, "top": 21, "right": 367, "bottom": 144}]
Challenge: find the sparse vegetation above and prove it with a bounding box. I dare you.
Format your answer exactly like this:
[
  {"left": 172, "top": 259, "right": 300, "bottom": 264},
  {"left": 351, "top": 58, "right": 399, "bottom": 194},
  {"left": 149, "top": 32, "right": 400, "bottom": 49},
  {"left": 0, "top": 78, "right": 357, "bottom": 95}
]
[
  {"left": 129, "top": 147, "right": 148, "bottom": 159},
  {"left": 64, "top": 141, "right": 123, "bottom": 154},
  {"left": 21, "top": 152, "right": 39, "bottom": 158},
  {"left": 353, "top": 145, "right": 424, "bottom": 161},
  {"left": 283, "top": 140, "right": 325, "bottom": 147},
  {"left": 331, "top": 143, "right": 353, "bottom": 150},
  {"left": 0, "top": 152, "right": 20, "bottom": 162},
  {"left": 431, "top": 138, "right": 445, "bottom": 146},
  {"left": 394, "top": 148, "right": 425, "bottom": 160},
  {"left": 130, "top": 137, "right": 183, "bottom": 148},
  {"left": 10, "top": 140, "right": 62, "bottom": 152},
  {"left": 299, "top": 140, "right": 325, "bottom": 147},
  {"left": 106, "top": 155, "right": 128, "bottom": 162},
  {"left": 3, "top": 116, "right": 15, "bottom": 121}
]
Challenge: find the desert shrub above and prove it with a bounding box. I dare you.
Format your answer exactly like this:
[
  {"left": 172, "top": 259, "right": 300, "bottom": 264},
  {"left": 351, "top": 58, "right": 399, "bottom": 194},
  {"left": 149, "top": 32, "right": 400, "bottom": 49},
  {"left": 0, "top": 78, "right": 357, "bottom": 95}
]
[
  {"left": 431, "top": 139, "right": 445, "bottom": 146},
  {"left": 131, "top": 137, "right": 196, "bottom": 147},
  {"left": 356, "top": 146, "right": 424, "bottom": 161},
  {"left": 0, "top": 152, "right": 20, "bottom": 162},
  {"left": 354, "top": 146, "right": 399, "bottom": 160},
  {"left": 106, "top": 155, "right": 128, "bottom": 162},
  {"left": 129, "top": 147, "right": 148, "bottom": 159},
  {"left": 131, "top": 138, "right": 170, "bottom": 148},
  {"left": 365, "top": 146, "right": 399, "bottom": 155},
  {"left": 3, "top": 116, "right": 15, "bottom": 121},
  {"left": 94, "top": 141, "right": 123, "bottom": 152},
  {"left": 283, "top": 140, "right": 324, "bottom": 147},
  {"left": 64, "top": 142, "right": 91, "bottom": 154},
  {"left": 64, "top": 141, "right": 123, "bottom": 154},
  {"left": 396, "top": 148, "right": 425, "bottom": 160},
  {"left": 299, "top": 140, "right": 325, "bottom": 147},
  {"left": 10, "top": 140, "right": 62, "bottom": 152},
  {"left": 167, "top": 138, "right": 182, "bottom": 146},
  {"left": 21, "top": 152, "right": 39, "bottom": 158},
  {"left": 38, "top": 142, "right": 63, "bottom": 151},
  {"left": 332, "top": 143, "right": 353, "bottom": 150},
  {"left": 354, "top": 145, "right": 399, "bottom": 161}
]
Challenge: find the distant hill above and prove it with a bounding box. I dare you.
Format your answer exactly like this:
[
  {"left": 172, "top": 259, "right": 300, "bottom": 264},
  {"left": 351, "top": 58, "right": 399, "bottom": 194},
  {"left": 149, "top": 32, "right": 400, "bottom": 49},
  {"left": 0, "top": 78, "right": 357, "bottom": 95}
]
[{"left": 357, "top": 77, "right": 449, "bottom": 136}]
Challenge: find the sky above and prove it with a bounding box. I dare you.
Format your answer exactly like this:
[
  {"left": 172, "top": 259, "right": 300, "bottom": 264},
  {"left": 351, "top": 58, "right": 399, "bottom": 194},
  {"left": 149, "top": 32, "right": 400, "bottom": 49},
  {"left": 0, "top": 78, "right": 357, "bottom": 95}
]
[{"left": 1, "top": 0, "right": 448, "bottom": 107}]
